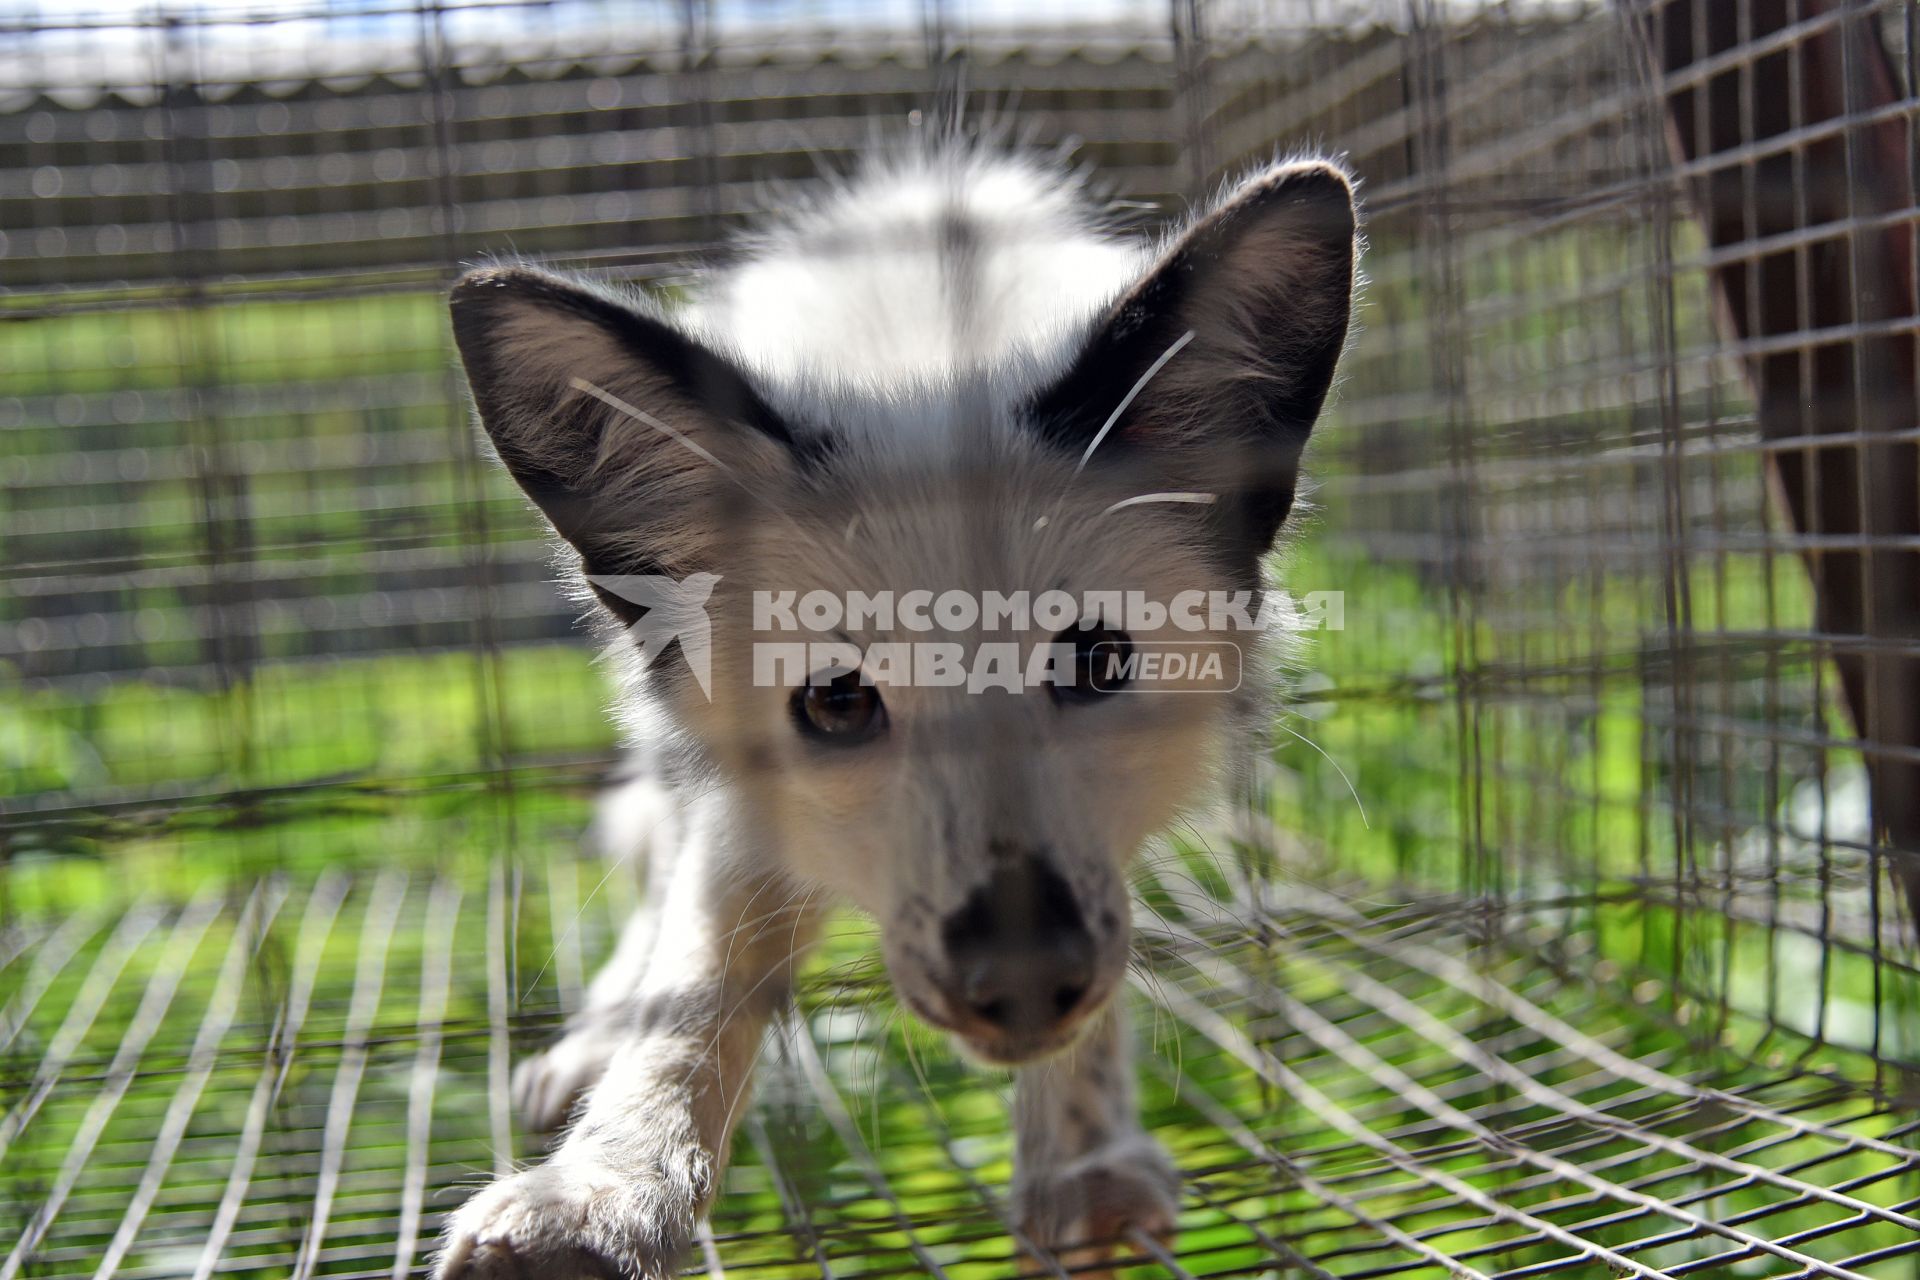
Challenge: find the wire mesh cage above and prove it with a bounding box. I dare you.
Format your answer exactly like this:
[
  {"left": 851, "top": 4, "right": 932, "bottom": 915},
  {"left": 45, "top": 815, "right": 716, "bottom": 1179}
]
[{"left": 4, "top": 1, "right": 1920, "bottom": 1277}]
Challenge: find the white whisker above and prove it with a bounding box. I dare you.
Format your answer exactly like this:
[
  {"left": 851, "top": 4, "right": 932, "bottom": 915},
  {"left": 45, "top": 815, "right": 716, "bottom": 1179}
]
[
  {"left": 520, "top": 846, "right": 637, "bottom": 1005},
  {"left": 569, "top": 376, "right": 731, "bottom": 474},
  {"left": 1100, "top": 491, "right": 1217, "bottom": 516},
  {"left": 1274, "top": 718, "right": 1371, "bottom": 829},
  {"left": 1039, "top": 328, "right": 1197, "bottom": 541},
  {"left": 1073, "top": 328, "right": 1196, "bottom": 477},
  {"left": 569, "top": 375, "right": 808, "bottom": 541}
]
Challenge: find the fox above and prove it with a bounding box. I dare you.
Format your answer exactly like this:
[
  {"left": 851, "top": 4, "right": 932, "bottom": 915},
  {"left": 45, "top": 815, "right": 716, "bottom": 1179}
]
[{"left": 434, "top": 140, "right": 1359, "bottom": 1279}]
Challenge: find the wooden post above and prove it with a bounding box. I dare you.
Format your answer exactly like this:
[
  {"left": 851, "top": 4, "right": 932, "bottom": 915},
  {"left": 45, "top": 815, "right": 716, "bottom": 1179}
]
[{"left": 1641, "top": 0, "right": 1920, "bottom": 915}]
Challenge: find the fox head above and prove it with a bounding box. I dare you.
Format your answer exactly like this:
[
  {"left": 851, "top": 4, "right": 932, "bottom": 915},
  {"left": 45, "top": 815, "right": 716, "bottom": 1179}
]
[{"left": 449, "top": 154, "right": 1359, "bottom": 1065}]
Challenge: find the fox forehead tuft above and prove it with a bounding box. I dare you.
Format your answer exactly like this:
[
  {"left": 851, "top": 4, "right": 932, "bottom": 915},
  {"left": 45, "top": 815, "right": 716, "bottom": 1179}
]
[{"left": 695, "top": 146, "right": 1150, "bottom": 409}]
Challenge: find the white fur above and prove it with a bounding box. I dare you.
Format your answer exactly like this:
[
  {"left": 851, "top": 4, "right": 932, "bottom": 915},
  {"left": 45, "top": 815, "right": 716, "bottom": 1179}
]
[{"left": 701, "top": 150, "right": 1145, "bottom": 393}]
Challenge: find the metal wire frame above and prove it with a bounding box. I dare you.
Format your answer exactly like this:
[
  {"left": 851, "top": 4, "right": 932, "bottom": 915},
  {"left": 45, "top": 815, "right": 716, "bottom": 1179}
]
[
  {"left": 3, "top": 853, "right": 1919, "bottom": 1279},
  {"left": 7, "top": 0, "right": 1920, "bottom": 1275}
]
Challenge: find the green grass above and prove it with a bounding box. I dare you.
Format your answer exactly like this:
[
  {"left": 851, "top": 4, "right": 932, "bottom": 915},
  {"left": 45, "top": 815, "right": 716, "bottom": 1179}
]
[
  {"left": 0, "top": 293, "right": 450, "bottom": 400},
  {"left": 0, "top": 646, "right": 612, "bottom": 803}
]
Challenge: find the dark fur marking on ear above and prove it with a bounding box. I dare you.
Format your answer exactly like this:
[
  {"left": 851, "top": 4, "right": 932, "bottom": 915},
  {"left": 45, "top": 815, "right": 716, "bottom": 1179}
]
[
  {"left": 449, "top": 265, "right": 835, "bottom": 656},
  {"left": 1025, "top": 163, "right": 1356, "bottom": 563},
  {"left": 450, "top": 266, "right": 834, "bottom": 473}
]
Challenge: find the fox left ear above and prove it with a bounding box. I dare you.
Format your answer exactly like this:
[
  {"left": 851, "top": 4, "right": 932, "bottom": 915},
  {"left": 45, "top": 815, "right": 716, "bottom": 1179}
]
[
  {"left": 1030, "top": 160, "right": 1358, "bottom": 560},
  {"left": 447, "top": 265, "right": 811, "bottom": 628}
]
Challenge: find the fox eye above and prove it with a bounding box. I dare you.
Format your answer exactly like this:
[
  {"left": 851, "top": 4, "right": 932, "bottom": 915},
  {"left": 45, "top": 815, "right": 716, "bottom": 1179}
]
[
  {"left": 1053, "top": 625, "right": 1132, "bottom": 704},
  {"left": 793, "top": 669, "right": 887, "bottom": 743}
]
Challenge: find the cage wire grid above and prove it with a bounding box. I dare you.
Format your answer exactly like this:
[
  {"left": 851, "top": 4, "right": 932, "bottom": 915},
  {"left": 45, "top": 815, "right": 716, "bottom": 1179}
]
[{"left": 4, "top": 0, "right": 1920, "bottom": 1277}]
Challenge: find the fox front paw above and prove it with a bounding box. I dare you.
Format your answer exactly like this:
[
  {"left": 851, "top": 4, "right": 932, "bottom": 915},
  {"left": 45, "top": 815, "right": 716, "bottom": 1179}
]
[
  {"left": 1014, "top": 1134, "right": 1180, "bottom": 1275},
  {"left": 435, "top": 1148, "right": 709, "bottom": 1280},
  {"left": 512, "top": 1021, "right": 627, "bottom": 1133}
]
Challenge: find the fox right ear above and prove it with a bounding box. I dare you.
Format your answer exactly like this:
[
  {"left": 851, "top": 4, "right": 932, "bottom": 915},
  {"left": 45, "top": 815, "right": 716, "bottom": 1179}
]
[
  {"left": 1030, "top": 160, "right": 1358, "bottom": 563},
  {"left": 448, "top": 267, "right": 808, "bottom": 622}
]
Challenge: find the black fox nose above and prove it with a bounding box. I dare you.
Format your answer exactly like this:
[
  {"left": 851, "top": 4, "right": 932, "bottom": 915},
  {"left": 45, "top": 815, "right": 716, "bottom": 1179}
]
[{"left": 940, "top": 853, "right": 1096, "bottom": 1038}]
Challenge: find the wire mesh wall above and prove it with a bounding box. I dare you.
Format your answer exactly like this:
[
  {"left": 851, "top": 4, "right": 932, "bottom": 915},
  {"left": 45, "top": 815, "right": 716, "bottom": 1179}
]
[{"left": 5, "top": 1, "right": 1920, "bottom": 1277}]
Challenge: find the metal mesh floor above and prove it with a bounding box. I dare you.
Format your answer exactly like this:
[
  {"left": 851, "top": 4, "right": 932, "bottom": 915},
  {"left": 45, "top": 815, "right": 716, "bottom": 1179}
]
[{"left": 6, "top": 848, "right": 1918, "bottom": 1280}]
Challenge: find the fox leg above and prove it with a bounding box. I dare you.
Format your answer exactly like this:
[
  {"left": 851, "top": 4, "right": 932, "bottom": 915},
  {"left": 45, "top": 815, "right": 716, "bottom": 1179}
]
[
  {"left": 1011, "top": 1002, "right": 1180, "bottom": 1273},
  {"left": 439, "top": 822, "right": 817, "bottom": 1280}
]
